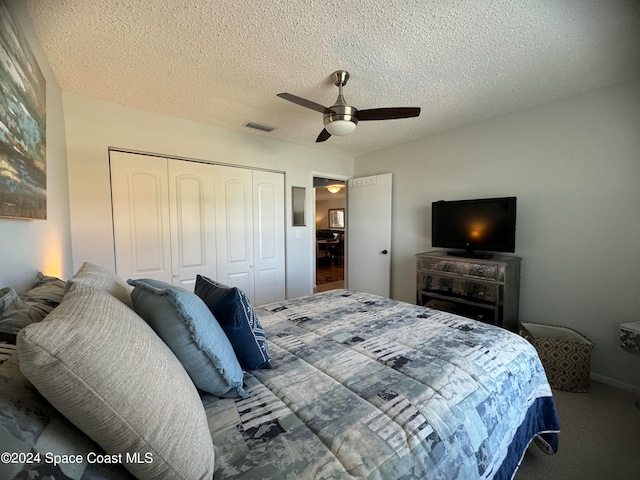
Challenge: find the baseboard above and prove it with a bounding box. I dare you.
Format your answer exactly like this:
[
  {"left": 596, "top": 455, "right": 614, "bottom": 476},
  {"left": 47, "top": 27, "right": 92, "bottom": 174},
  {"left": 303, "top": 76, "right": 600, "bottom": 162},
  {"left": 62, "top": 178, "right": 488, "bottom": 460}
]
[{"left": 590, "top": 372, "right": 640, "bottom": 395}]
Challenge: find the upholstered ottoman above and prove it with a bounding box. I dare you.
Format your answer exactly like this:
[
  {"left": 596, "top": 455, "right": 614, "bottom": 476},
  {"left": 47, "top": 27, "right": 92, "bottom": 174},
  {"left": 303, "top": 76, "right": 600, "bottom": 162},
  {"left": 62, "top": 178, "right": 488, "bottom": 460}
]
[{"left": 520, "top": 322, "right": 593, "bottom": 393}]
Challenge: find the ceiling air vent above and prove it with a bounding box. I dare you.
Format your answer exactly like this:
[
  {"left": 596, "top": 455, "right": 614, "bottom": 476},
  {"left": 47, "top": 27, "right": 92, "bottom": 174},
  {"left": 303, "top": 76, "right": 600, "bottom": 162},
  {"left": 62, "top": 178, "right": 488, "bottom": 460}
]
[{"left": 243, "top": 121, "right": 276, "bottom": 133}]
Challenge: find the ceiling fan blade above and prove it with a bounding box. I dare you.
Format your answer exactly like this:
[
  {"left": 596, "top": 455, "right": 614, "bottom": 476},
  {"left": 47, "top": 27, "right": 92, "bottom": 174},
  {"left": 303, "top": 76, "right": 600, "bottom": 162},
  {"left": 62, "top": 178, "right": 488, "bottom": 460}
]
[
  {"left": 316, "top": 129, "right": 331, "bottom": 142},
  {"left": 277, "top": 93, "right": 330, "bottom": 114},
  {"left": 357, "top": 107, "right": 421, "bottom": 121}
]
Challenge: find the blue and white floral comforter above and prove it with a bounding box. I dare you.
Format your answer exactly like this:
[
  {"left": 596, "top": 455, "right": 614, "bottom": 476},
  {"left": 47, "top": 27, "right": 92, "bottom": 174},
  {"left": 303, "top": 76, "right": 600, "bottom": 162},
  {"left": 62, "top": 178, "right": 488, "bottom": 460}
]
[{"left": 204, "top": 289, "right": 560, "bottom": 480}]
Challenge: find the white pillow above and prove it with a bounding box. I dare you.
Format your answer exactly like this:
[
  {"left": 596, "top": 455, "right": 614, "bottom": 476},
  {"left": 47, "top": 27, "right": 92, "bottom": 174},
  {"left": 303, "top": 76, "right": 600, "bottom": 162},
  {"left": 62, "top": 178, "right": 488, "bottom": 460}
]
[{"left": 17, "top": 283, "right": 214, "bottom": 479}]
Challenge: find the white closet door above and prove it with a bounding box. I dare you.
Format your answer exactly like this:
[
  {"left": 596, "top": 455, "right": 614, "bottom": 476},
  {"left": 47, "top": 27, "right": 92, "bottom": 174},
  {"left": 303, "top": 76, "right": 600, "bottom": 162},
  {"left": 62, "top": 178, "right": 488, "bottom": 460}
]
[
  {"left": 110, "top": 152, "right": 172, "bottom": 283},
  {"left": 168, "top": 160, "right": 217, "bottom": 289},
  {"left": 215, "top": 165, "right": 255, "bottom": 301},
  {"left": 252, "top": 170, "right": 285, "bottom": 305},
  {"left": 112, "top": 152, "right": 285, "bottom": 302}
]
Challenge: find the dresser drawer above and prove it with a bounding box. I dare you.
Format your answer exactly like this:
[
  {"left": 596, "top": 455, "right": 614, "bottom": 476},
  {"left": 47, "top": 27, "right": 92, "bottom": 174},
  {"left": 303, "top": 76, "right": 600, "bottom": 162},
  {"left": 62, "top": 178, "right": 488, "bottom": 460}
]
[
  {"left": 417, "top": 258, "right": 505, "bottom": 281},
  {"left": 420, "top": 273, "right": 499, "bottom": 304}
]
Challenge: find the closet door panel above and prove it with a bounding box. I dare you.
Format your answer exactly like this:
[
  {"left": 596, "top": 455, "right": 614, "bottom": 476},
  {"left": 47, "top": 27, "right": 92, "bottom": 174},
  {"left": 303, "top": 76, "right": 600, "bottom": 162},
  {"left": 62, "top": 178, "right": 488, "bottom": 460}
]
[
  {"left": 253, "top": 170, "right": 285, "bottom": 305},
  {"left": 215, "top": 166, "right": 255, "bottom": 301},
  {"left": 256, "top": 268, "right": 280, "bottom": 305},
  {"left": 168, "top": 160, "right": 217, "bottom": 289},
  {"left": 226, "top": 272, "right": 252, "bottom": 296},
  {"left": 225, "top": 180, "right": 251, "bottom": 263},
  {"left": 110, "top": 152, "right": 172, "bottom": 283}
]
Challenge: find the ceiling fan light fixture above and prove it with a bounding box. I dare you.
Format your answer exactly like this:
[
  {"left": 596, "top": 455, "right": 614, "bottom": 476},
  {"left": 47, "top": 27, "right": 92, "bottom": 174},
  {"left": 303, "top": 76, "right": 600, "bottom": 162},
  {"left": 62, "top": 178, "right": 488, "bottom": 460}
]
[
  {"left": 277, "top": 70, "right": 420, "bottom": 143},
  {"left": 325, "top": 119, "right": 357, "bottom": 136}
]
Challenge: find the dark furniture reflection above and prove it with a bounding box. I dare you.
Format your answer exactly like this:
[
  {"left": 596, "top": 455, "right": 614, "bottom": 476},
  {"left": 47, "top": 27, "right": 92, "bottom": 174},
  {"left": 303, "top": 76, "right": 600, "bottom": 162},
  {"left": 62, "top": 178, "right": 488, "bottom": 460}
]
[
  {"left": 316, "top": 230, "right": 343, "bottom": 266},
  {"left": 328, "top": 234, "right": 344, "bottom": 265}
]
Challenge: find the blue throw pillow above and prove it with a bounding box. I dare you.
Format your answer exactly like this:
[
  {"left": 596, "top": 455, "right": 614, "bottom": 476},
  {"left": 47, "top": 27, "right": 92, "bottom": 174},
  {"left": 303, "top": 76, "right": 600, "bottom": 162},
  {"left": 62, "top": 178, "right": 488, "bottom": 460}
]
[
  {"left": 194, "top": 275, "right": 271, "bottom": 370},
  {"left": 127, "top": 278, "right": 247, "bottom": 398}
]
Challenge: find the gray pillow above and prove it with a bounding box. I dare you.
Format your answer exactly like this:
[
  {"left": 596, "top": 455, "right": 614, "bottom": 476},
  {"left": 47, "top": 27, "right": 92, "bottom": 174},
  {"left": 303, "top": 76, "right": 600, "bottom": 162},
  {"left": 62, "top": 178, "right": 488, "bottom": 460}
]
[
  {"left": 17, "top": 283, "right": 215, "bottom": 479},
  {"left": 20, "top": 272, "right": 66, "bottom": 310},
  {"left": 0, "top": 350, "right": 134, "bottom": 480},
  {"left": 128, "top": 278, "right": 247, "bottom": 398},
  {"left": 0, "top": 287, "right": 23, "bottom": 314},
  {"left": 0, "top": 273, "right": 66, "bottom": 336},
  {"left": 66, "top": 262, "right": 133, "bottom": 308}
]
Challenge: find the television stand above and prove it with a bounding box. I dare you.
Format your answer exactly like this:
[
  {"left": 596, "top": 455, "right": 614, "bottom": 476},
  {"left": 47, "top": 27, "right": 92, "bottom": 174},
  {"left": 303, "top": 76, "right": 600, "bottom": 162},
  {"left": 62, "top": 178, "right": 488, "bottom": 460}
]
[
  {"left": 445, "top": 250, "right": 494, "bottom": 259},
  {"left": 416, "top": 250, "right": 521, "bottom": 331}
]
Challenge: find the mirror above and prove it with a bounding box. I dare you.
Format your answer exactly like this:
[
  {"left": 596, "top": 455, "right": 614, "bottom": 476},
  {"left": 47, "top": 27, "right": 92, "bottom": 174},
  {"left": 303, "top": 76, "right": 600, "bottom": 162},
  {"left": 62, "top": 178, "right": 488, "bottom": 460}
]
[{"left": 292, "top": 186, "right": 306, "bottom": 226}]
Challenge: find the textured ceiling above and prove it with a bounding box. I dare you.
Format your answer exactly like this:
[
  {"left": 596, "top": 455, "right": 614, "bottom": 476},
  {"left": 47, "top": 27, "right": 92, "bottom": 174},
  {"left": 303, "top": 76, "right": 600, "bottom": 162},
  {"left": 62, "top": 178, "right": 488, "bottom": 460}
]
[{"left": 23, "top": 0, "right": 640, "bottom": 157}]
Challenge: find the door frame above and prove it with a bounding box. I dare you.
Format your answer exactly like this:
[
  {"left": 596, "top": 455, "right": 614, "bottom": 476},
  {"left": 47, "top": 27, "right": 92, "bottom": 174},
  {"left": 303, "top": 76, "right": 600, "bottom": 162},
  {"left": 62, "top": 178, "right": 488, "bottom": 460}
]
[{"left": 310, "top": 171, "right": 351, "bottom": 289}]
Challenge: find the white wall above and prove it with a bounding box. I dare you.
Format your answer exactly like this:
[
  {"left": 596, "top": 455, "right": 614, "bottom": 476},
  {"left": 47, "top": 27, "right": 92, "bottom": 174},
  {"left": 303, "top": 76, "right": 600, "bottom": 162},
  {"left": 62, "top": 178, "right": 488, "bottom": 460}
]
[
  {"left": 61, "top": 93, "right": 353, "bottom": 299},
  {"left": 0, "top": 0, "right": 73, "bottom": 292},
  {"left": 354, "top": 81, "right": 640, "bottom": 391}
]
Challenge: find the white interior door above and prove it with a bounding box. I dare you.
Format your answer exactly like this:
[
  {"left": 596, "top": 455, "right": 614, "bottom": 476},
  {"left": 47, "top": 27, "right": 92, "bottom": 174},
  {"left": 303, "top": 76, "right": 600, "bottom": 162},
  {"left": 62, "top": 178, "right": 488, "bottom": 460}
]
[
  {"left": 110, "top": 152, "right": 172, "bottom": 283},
  {"left": 347, "top": 173, "right": 392, "bottom": 297},
  {"left": 215, "top": 165, "right": 255, "bottom": 301},
  {"left": 252, "top": 170, "right": 285, "bottom": 305},
  {"left": 167, "top": 160, "right": 217, "bottom": 289}
]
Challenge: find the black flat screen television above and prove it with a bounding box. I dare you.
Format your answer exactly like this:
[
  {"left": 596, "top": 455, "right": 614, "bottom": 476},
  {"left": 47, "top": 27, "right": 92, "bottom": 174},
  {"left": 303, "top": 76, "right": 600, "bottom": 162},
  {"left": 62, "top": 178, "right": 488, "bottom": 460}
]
[{"left": 431, "top": 196, "right": 517, "bottom": 258}]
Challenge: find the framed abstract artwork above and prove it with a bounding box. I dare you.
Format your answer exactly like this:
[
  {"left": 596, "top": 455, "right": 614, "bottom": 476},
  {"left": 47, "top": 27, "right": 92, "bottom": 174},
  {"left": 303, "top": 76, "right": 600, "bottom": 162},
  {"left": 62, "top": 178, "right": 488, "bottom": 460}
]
[
  {"left": 328, "top": 208, "right": 345, "bottom": 229},
  {"left": 0, "top": 2, "right": 47, "bottom": 219}
]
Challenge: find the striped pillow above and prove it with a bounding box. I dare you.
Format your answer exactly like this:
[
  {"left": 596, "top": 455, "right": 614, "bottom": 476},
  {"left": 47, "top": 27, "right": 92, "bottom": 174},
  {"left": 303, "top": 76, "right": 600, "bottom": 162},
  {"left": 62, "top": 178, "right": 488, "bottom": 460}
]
[{"left": 17, "top": 283, "right": 214, "bottom": 479}]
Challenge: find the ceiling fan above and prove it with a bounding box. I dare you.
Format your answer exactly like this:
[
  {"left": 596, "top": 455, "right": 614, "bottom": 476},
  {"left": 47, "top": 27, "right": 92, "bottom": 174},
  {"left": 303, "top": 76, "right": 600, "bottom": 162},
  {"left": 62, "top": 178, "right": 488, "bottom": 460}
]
[{"left": 277, "top": 70, "right": 421, "bottom": 143}]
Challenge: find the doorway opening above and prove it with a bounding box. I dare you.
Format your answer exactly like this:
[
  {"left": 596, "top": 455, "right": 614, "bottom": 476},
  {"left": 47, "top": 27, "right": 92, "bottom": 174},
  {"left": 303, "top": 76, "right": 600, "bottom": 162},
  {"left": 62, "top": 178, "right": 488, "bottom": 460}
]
[{"left": 313, "top": 177, "right": 346, "bottom": 293}]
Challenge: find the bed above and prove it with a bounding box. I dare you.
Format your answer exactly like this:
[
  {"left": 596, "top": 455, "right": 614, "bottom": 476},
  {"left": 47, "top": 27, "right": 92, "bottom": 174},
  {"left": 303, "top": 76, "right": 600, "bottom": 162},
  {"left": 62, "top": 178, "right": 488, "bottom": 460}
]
[
  {"left": 204, "top": 289, "right": 560, "bottom": 480},
  {"left": 1, "top": 271, "right": 559, "bottom": 480}
]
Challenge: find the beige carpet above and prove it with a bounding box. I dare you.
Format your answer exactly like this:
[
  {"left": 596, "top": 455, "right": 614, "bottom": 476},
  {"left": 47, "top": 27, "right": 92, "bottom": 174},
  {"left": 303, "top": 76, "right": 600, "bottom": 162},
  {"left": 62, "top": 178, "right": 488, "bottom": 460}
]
[{"left": 516, "top": 381, "right": 640, "bottom": 480}]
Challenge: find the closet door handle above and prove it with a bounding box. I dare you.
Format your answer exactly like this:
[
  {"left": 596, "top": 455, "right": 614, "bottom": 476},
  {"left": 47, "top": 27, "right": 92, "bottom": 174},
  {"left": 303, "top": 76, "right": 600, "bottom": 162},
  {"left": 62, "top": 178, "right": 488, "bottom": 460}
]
[{"left": 381, "top": 250, "right": 388, "bottom": 255}]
